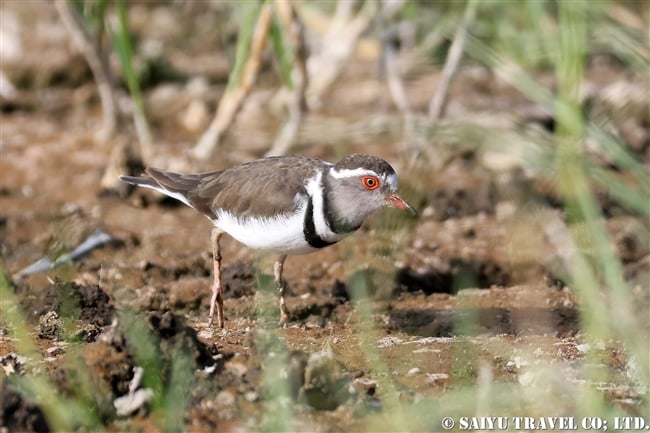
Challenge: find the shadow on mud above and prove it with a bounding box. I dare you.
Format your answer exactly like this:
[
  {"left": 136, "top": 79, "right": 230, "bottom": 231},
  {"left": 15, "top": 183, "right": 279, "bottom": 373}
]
[{"left": 388, "top": 306, "right": 579, "bottom": 337}]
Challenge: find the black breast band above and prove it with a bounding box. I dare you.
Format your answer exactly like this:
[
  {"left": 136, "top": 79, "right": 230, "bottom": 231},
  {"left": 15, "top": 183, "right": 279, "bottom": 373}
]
[{"left": 303, "top": 197, "right": 337, "bottom": 249}]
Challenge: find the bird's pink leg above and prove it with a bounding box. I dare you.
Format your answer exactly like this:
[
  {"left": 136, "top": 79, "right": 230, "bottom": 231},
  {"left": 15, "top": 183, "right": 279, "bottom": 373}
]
[
  {"left": 208, "top": 228, "right": 224, "bottom": 328},
  {"left": 274, "top": 254, "right": 289, "bottom": 324}
]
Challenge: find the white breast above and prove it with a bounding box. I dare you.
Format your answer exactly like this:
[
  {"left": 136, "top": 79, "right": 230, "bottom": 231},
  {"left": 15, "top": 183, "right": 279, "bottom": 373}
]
[{"left": 213, "top": 205, "right": 317, "bottom": 255}]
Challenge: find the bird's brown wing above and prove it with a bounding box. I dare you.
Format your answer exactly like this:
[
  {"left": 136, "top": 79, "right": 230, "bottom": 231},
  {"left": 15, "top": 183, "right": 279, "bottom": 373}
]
[
  {"left": 145, "top": 156, "right": 328, "bottom": 219},
  {"left": 192, "top": 156, "right": 328, "bottom": 219}
]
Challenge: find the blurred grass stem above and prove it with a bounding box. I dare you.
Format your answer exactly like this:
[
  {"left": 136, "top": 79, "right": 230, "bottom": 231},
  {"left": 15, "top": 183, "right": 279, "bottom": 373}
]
[
  {"left": 266, "top": 1, "right": 308, "bottom": 156},
  {"left": 192, "top": 1, "right": 273, "bottom": 160},
  {"left": 554, "top": 1, "right": 648, "bottom": 385},
  {"left": 55, "top": 0, "right": 118, "bottom": 142},
  {"left": 428, "top": 0, "right": 478, "bottom": 122},
  {"left": 0, "top": 267, "right": 99, "bottom": 431},
  {"left": 112, "top": 0, "right": 153, "bottom": 163}
]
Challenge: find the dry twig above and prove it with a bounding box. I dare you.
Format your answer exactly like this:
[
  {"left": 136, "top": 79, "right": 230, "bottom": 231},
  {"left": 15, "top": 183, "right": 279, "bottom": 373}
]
[
  {"left": 265, "top": 0, "right": 308, "bottom": 156},
  {"left": 54, "top": 0, "right": 118, "bottom": 142},
  {"left": 305, "top": 0, "right": 374, "bottom": 109},
  {"left": 428, "top": 0, "right": 478, "bottom": 122},
  {"left": 191, "top": 3, "right": 274, "bottom": 161}
]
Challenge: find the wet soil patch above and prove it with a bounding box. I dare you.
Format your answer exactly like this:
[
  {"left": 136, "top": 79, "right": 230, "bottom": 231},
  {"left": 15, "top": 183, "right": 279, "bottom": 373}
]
[
  {"left": 1, "top": 386, "right": 50, "bottom": 433},
  {"left": 395, "top": 258, "right": 511, "bottom": 295},
  {"left": 388, "top": 305, "right": 580, "bottom": 337},
  {"left": 37, "top": 281, "right": 115, "bottom": 327}
]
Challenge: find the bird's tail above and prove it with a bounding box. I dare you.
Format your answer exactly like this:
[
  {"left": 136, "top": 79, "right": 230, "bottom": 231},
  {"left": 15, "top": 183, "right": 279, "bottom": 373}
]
[{"left": 119, "top": 168, "right": 200, "bottom": 208}]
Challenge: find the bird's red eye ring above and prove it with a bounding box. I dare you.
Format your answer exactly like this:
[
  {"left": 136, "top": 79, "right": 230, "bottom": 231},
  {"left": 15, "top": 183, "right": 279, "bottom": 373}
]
[{"left": 361, "top": 176, "right": 380, "bottom": 190}]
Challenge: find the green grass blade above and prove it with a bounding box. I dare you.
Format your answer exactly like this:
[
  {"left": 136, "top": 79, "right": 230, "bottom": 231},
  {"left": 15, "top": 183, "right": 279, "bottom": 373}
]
[
  {"left": 0, "top": 266, "right": 96, "bottom": 431},
  {"left": 111, "top": 0, "right": 151, "bottom": 146},
  {"left": 269, "top": 13, "right": 293, "bottom": 88},
  {"left": 227, "top": 1, "right": 263, "bottom": 91}
]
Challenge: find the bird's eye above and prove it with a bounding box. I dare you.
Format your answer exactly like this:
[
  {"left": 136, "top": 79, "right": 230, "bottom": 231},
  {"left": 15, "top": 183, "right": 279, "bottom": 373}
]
[{"left": 361, "top": 176, "right": 380, "bottom": 190}]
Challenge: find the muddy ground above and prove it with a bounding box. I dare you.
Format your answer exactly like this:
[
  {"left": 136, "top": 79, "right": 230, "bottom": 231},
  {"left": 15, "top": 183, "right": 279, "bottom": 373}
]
[{"left": 1, "top": 3, "right": 649, "bottom": 433}]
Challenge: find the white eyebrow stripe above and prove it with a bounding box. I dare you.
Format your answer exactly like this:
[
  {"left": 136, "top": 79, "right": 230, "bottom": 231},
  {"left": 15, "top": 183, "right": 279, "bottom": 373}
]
[{"left": 329, "top": 167, "right": 377, "bottom": 179}]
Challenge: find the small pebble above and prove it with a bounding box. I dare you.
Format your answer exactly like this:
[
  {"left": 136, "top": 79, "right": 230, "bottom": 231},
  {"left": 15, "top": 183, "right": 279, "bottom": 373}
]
[
  {"left": 244, "top": 391, "right": 258, "bottom": 402},
  {"left": 0, "top": 353, "right": 27, "bottom": 375},
  {"left": 46, "top": 345, "right": 65, "bottom": 356},
  {"left": 407, "top": 367, "right": 421, "bottom": 376},
  {"left": 225, "top": 361, "right": 248, "bottom": 378},
  {"left": 216, "top": 390, "right": 236, "bottom": 407},
  {"left": 425, "top": 373, "right": 449, "bottom": 386}
]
